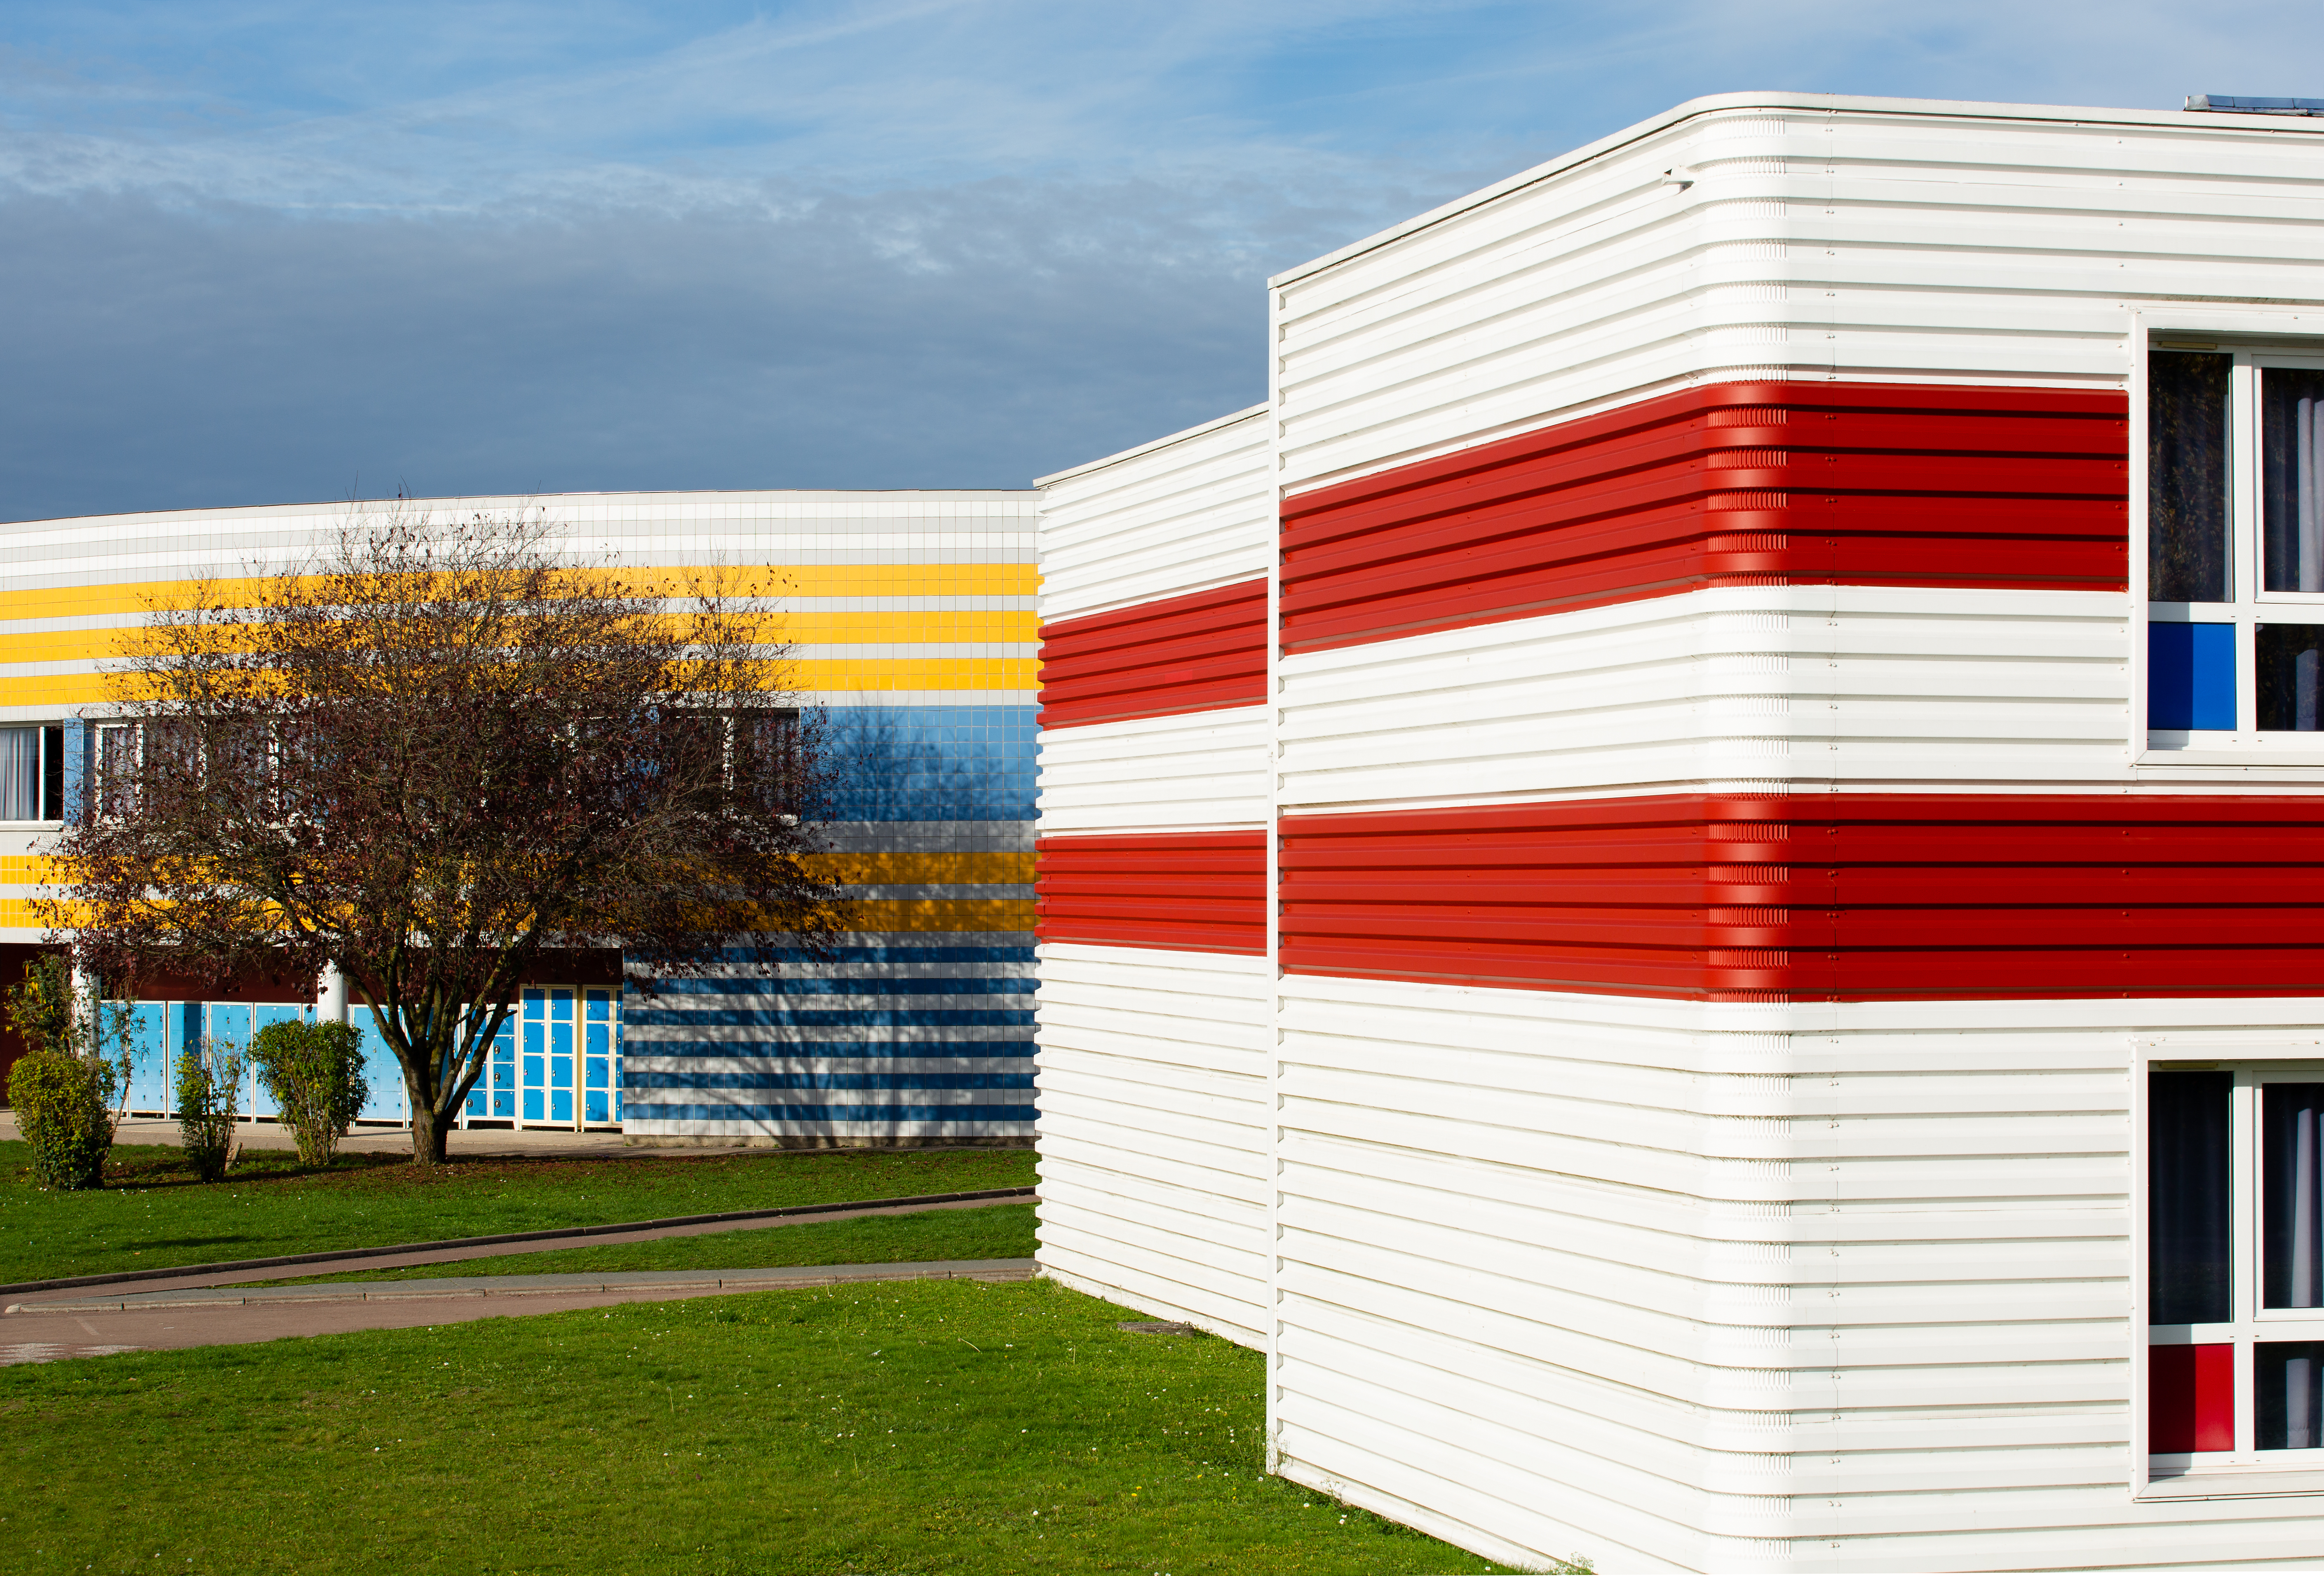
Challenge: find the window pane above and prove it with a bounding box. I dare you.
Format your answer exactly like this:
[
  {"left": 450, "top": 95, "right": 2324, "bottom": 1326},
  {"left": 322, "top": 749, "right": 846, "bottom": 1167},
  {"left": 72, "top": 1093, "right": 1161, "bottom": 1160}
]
[
  {"left": 2259, "top": 1342, "right": 2324, "bottom": 1450},
  {"left": 2152, "top": 1071, "right": 2232, "bottom": 1325},
  {"left": 2151, "top": 1343, "right": 2235, "bottom": 1453},
  {"left": 2258, "top": 624, "right": 2324, "bottom": 730},
  {"left": 2264, "top": 368, "right": 2324, "bottom": 593},
  {"left": 2149, "top": 622, "right": 2236, "bottom": 730},
  {"left": 0, "top": 727, "right": 36, "bottom": 820},
  {"left": 2266, "top": 1083, "right": 2324, "bottom": 1307},
  {"left": 40, "top": 726, "right": 62, "bottom": 820},
  {"left": 2151, "top": 351, "right": 2231, "bottom": 603}
]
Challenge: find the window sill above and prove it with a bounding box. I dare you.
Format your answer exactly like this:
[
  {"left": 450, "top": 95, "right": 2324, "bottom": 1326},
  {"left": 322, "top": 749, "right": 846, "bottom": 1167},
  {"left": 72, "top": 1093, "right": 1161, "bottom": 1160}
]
[{"left": 2143, "top": 1468, "right": 2324, "bottom": 1501}]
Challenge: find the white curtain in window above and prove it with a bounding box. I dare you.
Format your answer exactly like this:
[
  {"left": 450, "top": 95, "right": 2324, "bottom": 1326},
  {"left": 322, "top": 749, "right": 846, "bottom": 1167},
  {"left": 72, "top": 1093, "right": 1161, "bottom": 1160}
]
[
  {"left": 0, "top": 727, "right": 37, "bottom": 820},
  {"left": 2263, "top": 371, "right": 2324, "bottom": 593}
]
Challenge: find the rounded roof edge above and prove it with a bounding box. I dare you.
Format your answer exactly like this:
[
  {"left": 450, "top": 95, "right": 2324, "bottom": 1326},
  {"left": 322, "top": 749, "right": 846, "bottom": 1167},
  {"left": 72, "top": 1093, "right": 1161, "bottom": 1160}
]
[{"left": 1269, "top": 89, "right": 2324, "bottom": 291}]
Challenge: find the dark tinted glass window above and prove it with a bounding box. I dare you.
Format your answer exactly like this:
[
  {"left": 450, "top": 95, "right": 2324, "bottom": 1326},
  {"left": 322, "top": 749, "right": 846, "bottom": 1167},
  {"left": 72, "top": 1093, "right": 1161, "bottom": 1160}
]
[
  {"left": 2151, "top": 352, "right": 2232, "bottom": 603},
  {"left": 2153, "top": 1071, "right": 2232, "bottom": 1325}
]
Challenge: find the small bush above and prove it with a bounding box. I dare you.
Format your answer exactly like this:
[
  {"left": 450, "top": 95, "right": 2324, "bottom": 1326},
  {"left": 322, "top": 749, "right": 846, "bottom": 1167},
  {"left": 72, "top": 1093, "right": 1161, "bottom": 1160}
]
[
  {"left": 176, "top": 1040, "right": 244, "bottom": 1184},
  {"left": 6, "top": 1047, "right": 117, "bottom": 1190},
  {"left": 250, "top": 1019, "right": 370, "bottom": 1168}
]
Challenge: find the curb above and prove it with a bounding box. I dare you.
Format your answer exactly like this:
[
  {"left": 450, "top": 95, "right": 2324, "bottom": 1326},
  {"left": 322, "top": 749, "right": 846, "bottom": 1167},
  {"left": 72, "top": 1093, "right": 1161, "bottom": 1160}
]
[
  {"left": 0, "top": 1187, "right": 1037, "bottom": 1297},
  {"left": 7, "top": 1258, "right": 1040, "bottom": 1313}
]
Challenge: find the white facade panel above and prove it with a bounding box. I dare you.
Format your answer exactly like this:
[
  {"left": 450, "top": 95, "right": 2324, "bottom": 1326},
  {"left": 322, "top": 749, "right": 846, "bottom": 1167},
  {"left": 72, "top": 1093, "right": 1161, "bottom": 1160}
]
[
  {"left": 1277, "top": 585, "right": 2129, "bottom": 810},
  {"left": 1035, "top": 406, "right": 1271, "bottom": 623},
  {"left": 1272, "top": 92, "right": 2324, "bottom": 495},
  {"left": 1267, "top": 975, "right": 2324, "bottom": 1571},
  {"left": 1033, "top": 943, "right": 1270, "bottom": 1345},
  {"left": 1036, "top": 706, "right": 1269, "bottom": 834}
]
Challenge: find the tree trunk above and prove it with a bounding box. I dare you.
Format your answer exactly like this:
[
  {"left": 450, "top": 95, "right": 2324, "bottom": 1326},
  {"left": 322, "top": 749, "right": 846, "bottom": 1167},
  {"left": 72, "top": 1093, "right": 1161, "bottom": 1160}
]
[{"left": 410, "top": 1099, "right": 451, "bottom": 1165}]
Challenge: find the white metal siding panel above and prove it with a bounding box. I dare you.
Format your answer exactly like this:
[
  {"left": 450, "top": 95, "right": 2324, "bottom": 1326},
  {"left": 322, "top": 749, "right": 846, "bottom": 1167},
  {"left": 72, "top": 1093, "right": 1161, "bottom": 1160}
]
[
  {"left": 1036, "top": 408, "right": 1271, "bottom": 623},
  {"left": 1268, "top": 976, "right": 2324, "bottom": 1571},
  {"left": 1036, "top": 706, "right": 1270, "bottom": 834},
  {"left": 1034, "top": 943, "right": 1270, "bottom": 1344},
  {"left": 1273, "top": 96, "right": 2324, "bottom": 495},
  {"left": 1276, "top": 586, "right": 2128, "bottom": 810}
]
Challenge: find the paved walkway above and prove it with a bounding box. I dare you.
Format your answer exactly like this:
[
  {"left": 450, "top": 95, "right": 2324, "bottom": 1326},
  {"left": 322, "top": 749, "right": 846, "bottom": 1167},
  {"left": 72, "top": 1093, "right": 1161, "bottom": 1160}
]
[
  {"left": 2, "top": 1189, "right": 1034, "bottom": 1297},
  {"left": 0, "top": 1259, "right": 1035, "bottom": 1365},
  {"left": 0, "top": 1109, "right": 688, "bottom": 1158}
]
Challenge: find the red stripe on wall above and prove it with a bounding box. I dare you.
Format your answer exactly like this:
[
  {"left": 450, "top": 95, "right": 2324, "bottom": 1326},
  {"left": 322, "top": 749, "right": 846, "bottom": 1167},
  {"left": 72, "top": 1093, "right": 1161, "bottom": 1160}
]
[
  {"left": 1040, "top": 580, "right": 1267, "bottom": 728},
  {"left": 1279, "top": 382, "right": 2128, "bottom": 654},
  {"left": 1037, "top": 832, "right": 1267, "bottom": 955},
  {"left": 1279, "top": 795, "right": 2324, "bottom": 1001}
]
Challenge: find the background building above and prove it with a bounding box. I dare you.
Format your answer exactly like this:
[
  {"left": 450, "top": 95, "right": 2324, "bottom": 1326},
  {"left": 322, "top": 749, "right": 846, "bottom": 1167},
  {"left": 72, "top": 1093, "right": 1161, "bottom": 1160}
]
[
  {"left": 0, "top": 488, "right": 1040, "bottom": 1145},
  {"left": 1034, "top": 91, "right": 2324, "bottom": 1571}
]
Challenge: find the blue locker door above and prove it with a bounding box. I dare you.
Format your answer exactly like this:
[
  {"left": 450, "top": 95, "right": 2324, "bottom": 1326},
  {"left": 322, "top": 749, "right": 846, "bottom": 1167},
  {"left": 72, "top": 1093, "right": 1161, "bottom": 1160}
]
[
  {"left": 520, "top": 988, "right": 546, "bottom": 1123},
  {"left": 583, "top": 989, "right": 612, "bottom": 1124},
  {"left": 491, "top": 1013, "right": 516, "bottom": 1118},
  {"left": 460, "top": 1008, "right": 489, "bottom": 1118},
  {"left": 117, "top": 1002, "right": 171, "bottom": 1114},
  {"left": 548, "top": 989, "right": 574, "bottom": 1124}
]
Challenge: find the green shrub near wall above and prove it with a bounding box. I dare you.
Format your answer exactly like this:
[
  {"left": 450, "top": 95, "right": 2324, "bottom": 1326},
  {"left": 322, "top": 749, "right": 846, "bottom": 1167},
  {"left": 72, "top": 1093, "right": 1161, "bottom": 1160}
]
[
  {"left": 249, "top": 1020, "right": 370, "bottom": 1168},
  {"left": 7, "top": 1050, "right": 117, "bottom": 1190}
]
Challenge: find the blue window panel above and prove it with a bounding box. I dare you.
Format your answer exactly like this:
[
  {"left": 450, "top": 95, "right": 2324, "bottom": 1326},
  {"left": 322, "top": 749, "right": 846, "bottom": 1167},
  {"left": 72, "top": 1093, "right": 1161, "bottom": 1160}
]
[
  {"left": 357, "top": 1027, "right": 404, "bottom": 1122},
  {"left": 2151, "top": 621, "right": 2237, "bottom": 729},
  {"left": 206, "top": 1002, "right": 253, "bottom": 1050},
  {"left": 117, "top": 1002, "right": 172, "bottom": 1114}
]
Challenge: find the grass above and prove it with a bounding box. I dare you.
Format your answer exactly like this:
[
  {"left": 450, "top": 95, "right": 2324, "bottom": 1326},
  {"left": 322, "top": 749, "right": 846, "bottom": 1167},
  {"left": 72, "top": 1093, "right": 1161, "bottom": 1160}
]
[
  {"left": 256, "top": 1202, "right": 1040, "bottom": 1284},
  {"left": 0, "top": 1141, "right": 1034, "bottom": 1286},
  {"left": 0, "top": 1278, "right": 1556, "bottom": 1576}
]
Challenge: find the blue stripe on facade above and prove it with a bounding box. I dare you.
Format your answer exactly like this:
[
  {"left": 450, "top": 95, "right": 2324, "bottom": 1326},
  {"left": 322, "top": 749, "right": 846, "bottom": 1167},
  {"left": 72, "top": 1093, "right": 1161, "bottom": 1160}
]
[
  {"left": 629, "top": 1009, "right": 1033, "bottom": 1028},
  {"left": 628, "top": 1104, "right": 1040, "bottom": 1123},
  {"left": 631, "top": 1041, "right": 1032, "bottom": 1059},
  {"left": 647, "top": 977, "right": 1035, "bottom": 996},
  {"left": 629, "top": 1071, "right": 1034, "bottom": 1090}
]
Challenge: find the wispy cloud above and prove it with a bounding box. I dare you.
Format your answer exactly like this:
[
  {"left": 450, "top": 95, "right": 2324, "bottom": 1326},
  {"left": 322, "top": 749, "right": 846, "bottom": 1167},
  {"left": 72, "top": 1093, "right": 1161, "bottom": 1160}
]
[{"left": 4, "top": 0, "right": 2322, "bottom": 519}]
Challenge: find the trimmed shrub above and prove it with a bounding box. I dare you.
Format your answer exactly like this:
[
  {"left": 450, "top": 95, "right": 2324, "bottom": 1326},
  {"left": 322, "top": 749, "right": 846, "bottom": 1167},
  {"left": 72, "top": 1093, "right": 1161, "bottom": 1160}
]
[
  {"left": 250, "top": 1020, "right": 370, "bottom": 1168},
  {"left": 6, "top": 1048, "right": 116, "bottom": 1190},
  {"left": 176, "top": 1041, "right": 244, "bottom": 1184}
]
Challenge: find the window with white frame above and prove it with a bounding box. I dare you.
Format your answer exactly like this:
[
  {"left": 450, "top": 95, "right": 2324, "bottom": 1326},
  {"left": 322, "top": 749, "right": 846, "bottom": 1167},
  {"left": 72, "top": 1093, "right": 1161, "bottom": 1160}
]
[
  {"left": 2149, "top": 1067, "right": 2324, "bottom": 1475},
  {"left": 2148, "top": 343, "right": 2324, "bottom": 746},
  {"left": 0, "top": 725, "right": 66, "bottom": 822}
]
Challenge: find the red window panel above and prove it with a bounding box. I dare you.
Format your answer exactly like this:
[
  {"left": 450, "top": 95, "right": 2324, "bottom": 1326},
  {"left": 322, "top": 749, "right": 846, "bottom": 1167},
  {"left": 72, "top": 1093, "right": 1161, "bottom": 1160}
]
[
  {"left": 1277, "top": 793, "right": 2324, "bottom": 1002},
  {"left": 1039, "top": 580, "right": 1268, "bottom": 729},
  {"left": 2151, "top": 1344, "right": 2235, "bottom": 1454},
  {"left": 1278, "top": 381, "right": 2128, "bottom": 654},
  {"left": 1036, "top": 832, "right": 1266, "bottom": 956}
]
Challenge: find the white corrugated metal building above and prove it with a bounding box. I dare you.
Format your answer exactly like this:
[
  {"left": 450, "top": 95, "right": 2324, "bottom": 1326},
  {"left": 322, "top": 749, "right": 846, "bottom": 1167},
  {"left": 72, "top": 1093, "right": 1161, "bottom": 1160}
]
[
  {"left": 0, "top": 489, "right": 1041, "bottom": 1144},
  {"left": 1034, "top": 92, "right": 2324, "bottom": 1571}
]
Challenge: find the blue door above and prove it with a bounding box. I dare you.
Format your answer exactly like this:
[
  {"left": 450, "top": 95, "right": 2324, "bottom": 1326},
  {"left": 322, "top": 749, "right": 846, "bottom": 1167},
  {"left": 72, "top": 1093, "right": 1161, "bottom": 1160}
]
[{"left": 583, "top": 988, "right": 618, "bottom": 1125}]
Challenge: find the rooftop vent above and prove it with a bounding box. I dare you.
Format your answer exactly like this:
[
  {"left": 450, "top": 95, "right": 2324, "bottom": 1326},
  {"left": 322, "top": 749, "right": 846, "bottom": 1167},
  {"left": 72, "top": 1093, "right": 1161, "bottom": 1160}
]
[{"left": 2186, "top": 95, "right": 2324, "bottom": 115}]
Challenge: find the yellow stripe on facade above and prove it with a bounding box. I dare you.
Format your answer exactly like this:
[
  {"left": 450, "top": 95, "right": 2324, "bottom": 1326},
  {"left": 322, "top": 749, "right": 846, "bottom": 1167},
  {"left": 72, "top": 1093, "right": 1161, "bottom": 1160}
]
[
  {"left": 809, "top": 852, "right": 1035, "bottom": 884},
  {"left": 0, "top": 610, "right": 1039, "bottom": 668},
  {"left": 0, "top": 563, "right": 1040, "bottom": 627},
  {"left": 0, "top": 658, "right": 1039, "bottom": 706}
]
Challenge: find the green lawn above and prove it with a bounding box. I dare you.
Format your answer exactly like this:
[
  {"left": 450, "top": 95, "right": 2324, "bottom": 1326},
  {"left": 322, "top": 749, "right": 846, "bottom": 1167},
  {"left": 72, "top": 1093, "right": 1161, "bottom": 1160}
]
[
  {"left": 0, "top": 1141, "right": 1034, "bottom": 1285},
  {"left": 0, "top": 1278, "right": 1556, "bottom": 1576},
  {"left": 258, "top": 1202, "right": 1039, "bottom": 1283}
]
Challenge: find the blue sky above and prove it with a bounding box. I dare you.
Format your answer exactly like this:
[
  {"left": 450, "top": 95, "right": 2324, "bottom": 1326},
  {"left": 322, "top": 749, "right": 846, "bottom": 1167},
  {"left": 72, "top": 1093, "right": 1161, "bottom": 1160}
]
[{"left": 3, "top": 0, "right": 2322, "bottom": 519}]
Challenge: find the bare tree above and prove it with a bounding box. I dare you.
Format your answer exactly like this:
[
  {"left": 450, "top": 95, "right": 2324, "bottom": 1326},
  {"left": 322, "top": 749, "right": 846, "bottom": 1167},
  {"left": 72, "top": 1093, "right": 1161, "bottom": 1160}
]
[{"left": 44, "top": 507, "right": 844, "bottom": 1163}]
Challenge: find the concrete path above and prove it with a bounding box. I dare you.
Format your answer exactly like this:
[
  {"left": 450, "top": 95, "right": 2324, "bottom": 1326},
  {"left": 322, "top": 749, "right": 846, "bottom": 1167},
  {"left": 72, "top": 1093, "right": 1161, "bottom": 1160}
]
[
  {"left": 0, "top": 1259, "right": 1035, "bottom": 1365},
  {"left": 1, "top": 1109, "right": 702, "bottom": 1158},
  {"left": 2, "top": 1189, "right": 1034, "bottom": 1297}
]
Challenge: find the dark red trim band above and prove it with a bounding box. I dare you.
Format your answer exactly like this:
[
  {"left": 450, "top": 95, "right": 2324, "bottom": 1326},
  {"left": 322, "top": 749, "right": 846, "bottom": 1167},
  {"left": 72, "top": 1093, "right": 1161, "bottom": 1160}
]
[
  {"left": 1039, "top": 579, "right": 1268, "bottom": 729},
  {"left": 1279, "top": 795, "right": 2324, "bottom": 1001},
  {"left": 1280, "top": 381, "right": 2128, "bottom": 654},
  {"left": 1037, "top": 832, "right": 1267, "bottom": 956}
]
